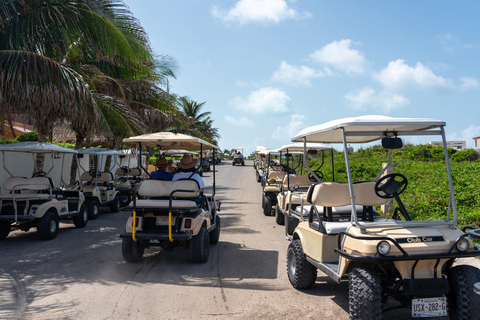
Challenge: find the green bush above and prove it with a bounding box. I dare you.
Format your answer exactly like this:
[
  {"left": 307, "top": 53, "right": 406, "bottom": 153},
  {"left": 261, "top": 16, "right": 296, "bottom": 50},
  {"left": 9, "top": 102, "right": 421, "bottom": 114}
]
[
  {"left": 16, "top": 131, "right": 38, "bottom": 142},
  {"left": 451, "top": 149, "right": 480, "bottom": 162}
]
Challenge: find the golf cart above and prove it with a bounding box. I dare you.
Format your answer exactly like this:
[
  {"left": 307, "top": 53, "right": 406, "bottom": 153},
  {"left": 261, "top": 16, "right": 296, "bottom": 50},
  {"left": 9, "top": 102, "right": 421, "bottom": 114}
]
[
  {"left": 0, "top": 142, "right": 88, "bottom": 240},
  {"left": 75, "top": 148, "right": 121, "bottom": 219},
  {"left": 120, "top": 132, "right": 221, "bottom": 263},
  {"left": 232, "top": 147, "right": 244, "bottom": 166},
  {"left": 114, "top": 150, "right": 148, "bottom": 207},
  {"left": 274, "top": 143, "right": 334, "bottom": 235},
  {"left": 286, "top": 115, "right": 480, "bottom": 319},
  {"left": 255, "top": 149, "right": 268, "bottom": 183}
]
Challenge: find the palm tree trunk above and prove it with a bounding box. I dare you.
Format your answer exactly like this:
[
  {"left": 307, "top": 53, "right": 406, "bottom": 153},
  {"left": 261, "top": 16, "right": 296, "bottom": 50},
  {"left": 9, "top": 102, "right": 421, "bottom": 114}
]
[{"left": 70, "top": 131, "right": 85, "bottom": 185}]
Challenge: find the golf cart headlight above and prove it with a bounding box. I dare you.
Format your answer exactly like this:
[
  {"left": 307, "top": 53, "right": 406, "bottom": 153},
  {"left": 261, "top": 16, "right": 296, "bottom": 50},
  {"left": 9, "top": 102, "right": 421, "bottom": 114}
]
[
  {"left": 377, "top": 241, "right": 391, "bottom": 255},
  {"left": 456, "top": 238, "right": 469, "bottom": 252}
]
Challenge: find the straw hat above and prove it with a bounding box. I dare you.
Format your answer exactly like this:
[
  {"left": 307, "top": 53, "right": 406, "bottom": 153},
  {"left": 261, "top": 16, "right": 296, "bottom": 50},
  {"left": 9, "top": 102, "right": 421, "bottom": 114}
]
[
  {"left": 177, "top": 154, "right": 197, "bottom": 170},
  {"left": 155, "top": 157, "right": 168, "bottom": 168}
]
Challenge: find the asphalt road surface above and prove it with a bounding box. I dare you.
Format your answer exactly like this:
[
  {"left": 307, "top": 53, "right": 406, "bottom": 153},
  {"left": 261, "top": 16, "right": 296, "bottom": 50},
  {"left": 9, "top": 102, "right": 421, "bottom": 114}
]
[{"left": 1, "top": 160, "right": 479, "bottom": 319}]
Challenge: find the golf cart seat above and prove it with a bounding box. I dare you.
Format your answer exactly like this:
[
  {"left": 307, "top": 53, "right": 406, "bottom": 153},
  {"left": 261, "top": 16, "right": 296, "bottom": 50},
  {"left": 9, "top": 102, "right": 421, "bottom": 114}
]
[
  {"left": 127, "top": 168, "right": 143, "bottom": 183},
  {"left": 0, "top": 177, "right": 53, "bottom": 199},
  {"left": 307, "top": 181, "right": 389, "bottom": 234},
  {"left": 267, "top": 171, "right": 285, "bottom": 181},
  {"left": 131, "top": 179, "right": 201, "bottom": 210},
  {"left": 96, "top": 172, "right": 115, "bottom": 190},
  {"left": 282, "top": 175, "right": 311, "bottom": 190}
]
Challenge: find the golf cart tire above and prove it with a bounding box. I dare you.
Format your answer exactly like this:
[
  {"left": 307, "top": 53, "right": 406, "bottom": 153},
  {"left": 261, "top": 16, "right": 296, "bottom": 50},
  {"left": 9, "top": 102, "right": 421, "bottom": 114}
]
[
  {"left": 87, "top": 199, "right": 101, "bottom": 220},
  {"left": 0, "top": 222, "right": 11, "bottom": 239},
  {"left": 263, "top": 195, "right": 272, "bottom": 216},
  {"left": 120, "top": 191, "right": 132, "bottom": 207},
  {"left": 242, "top": 162, "right": 244, "bottom": 166},
  {"left": 191, "top": 227, "right": 210, "bottom": 263},
  {"left": 209, "top": 215, "right": 221, "bottom": 244},
  {"left": 73, "top": 204, "right": 88, "bottom": 228},
  {"left": 37, "top": 210, "right": 59, "bottom": 240},
  {"left": 275, "top": 204, "right": 285, "bottom": 225},
  {"left": 122, "top": 237, "right": 144, "bottom": 262},
  {"left": 348, "top": 268, "right": 382, "bottom": 320},
  {"left": 287, "top": 240, "right": 317, "bottom": 289},
  {"left": 232, "top": 163, "right": 234, "bottom": 166},
  {"left": 110, "top": 194, "right": 121, "bottom": 213},
  {"left": 287, "top": 215, "right": 299, "bottom": 235},
  {"left": 448, "top": 265, "right": 480, "bottom": 319},
  {"left": 256, "top": 173, "right": 261, "bottom": 183}
]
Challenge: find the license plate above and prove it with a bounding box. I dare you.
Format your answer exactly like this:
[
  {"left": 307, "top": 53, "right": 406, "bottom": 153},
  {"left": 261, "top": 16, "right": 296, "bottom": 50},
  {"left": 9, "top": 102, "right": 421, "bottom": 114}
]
[
  {"left": 156, "top": 216, "right": 174, "bottom": 226},
  {"left": 412, "top": 297, "right": 447, "bottom": 317}
]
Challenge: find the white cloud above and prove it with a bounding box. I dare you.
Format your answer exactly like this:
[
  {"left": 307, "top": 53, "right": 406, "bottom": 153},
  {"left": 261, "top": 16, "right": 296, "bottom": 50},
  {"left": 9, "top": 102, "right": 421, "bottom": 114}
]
[
  {"left": 271, "top": 114, "right": 306, "bottom": 140},
  {"left": 374, "top": 59, "right": 454, "bottom": 92},
  {"left": 271, "top": 61, "right": 325, "bottom": 86},
  {"left": 459, "top": 77, "right": 479, "bottom": 92},
  {"left": 344, "top": 87, "right": 410, "bottom": 113},
  {"left": 225, "top": 115, "right": 255, "bottom": 127},
  {"left": 211, "top": 0, "right": 311, "bottom": 25},
  {"left": 310, "top": 39, "right": 367, "bottom": 75},
  {"left": 449, "top": 125, "right": 480, "bottom": 148},
  {"left": 436, "top": 33, "right": 473, "bottom": 54},
  {"left": 229, "top": 87, "right": 291, "bottom": 114}
]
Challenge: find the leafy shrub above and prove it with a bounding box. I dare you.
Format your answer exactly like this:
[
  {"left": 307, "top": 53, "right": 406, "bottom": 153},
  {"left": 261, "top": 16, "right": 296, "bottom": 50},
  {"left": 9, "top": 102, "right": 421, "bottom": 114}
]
[
  {"left": 16, "top": 131, "right": 38, "bottom": 142},
  {"left": 451, "top": 149, "right": 480, "bottom": 162}
]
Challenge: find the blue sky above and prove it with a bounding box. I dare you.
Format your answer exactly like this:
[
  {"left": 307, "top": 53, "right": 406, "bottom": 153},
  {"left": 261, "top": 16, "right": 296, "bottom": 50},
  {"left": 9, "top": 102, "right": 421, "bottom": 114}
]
[{"left": 123, "top": 0, "right": 480, "bottom": 154}]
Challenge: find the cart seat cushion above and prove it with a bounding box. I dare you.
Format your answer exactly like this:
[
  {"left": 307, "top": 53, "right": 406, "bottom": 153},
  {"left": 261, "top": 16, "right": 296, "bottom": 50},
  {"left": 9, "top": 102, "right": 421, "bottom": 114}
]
[
  {"left": 131, "top": 199, "right": 198, "bottom": 209},
  {"left": 97, "top": 172, "right": 114, "bottom": 182},
  {"left": 129, "top": 168, "right": 141, "bottom": 177},
  {"left": 138, "top": 179, "right": 201, "bottom": 198},
  {"left": 267, "top": 171, "right": 285, "bottom": 181},
  {"left": 295, "top": 205, "right": 364, "bottom": 217},
  {"left": 3, "top": 177, "right": 52, "bottom": 191},
  {"left": 323, "top": 221, "right": 352, "bottom": 234},
  {"left": 283, "top": 175, "right": 312, "bottom": 188}
]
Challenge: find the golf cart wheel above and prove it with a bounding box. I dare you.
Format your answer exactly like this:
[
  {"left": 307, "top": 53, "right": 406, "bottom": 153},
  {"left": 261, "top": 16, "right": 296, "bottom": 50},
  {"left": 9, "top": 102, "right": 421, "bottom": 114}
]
[
  {"left": 287, "top": 215, "right": 299, "bottom": 235},
  {"left": 287, "top": 239, "right": 317, "bottom": 289},
  {"left": 447, "top": 265, "right": 480, "bottom": 319},
  {"left": 87, "top": 199, "right": 100, "bottom": 220},
  {"left": 263, "top": 195, "right": 272, "bottom": 216},
  {"left": 242, "top": 162, "right": 244, "bottom": 166},
  {"left": 191, "top": 227, "right": 210, "bottom": 263},
  {"left": 232, "top": 163, "right": 234, "bottom": 166},
  {"left": 73, "top": 204, "right": 88, "bottom": 228},
  {"left": 348, "top": 268, "right": 382, "bottom": 320},
  {"left": 110, "top": 194, "right": 121, "bottom": 213},
  {"left": 209, "top": 215, "right": 221, "bottom": 244},
  {"left": 122, "top": 237, "right": 144, "bottom": 262},
  {"left": 120, "top": 191, "right": 132, "bottom": 207},
  {"left": 0, "top": 222, "right": 11, "bottom": 239},
  {"left": 256, "top": 173, "right": 261, "bottom": 183},
  {"left": 37, "top": 210, "right": 59, "bottom": 240},
  {"left": 275, "top": 204, "right": 285, "bottom": 225}
]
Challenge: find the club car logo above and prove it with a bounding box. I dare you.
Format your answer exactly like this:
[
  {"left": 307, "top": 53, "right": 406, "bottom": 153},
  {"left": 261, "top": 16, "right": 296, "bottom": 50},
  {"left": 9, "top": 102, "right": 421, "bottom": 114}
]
[
  {"left": 60, "top": 202, "right": 67, "bottom": 213},
  {"left": 397, "top": 236, "right": 444, "bottom": 244}
]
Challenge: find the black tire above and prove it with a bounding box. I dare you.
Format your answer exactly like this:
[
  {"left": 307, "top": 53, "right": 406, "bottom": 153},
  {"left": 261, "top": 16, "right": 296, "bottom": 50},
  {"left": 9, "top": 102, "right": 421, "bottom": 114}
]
[
  {"left": 119, "top": 191, "right": 132, "bottom": 207},
  {"left": 448, "top": 265, "right": 480, "bottom": 319},
  {"left": 191, "top": 227, "right": 210, "bottom": 263},
  {"left": 287, "top": 239, "right": 317, "bottom": 289},
  {"left": 110, "top": 194, "right": 121, "bottom": 213},
  {"left": 73, "top": 203, "right": 88, "bottom": 228},
  {"left": 0, "top": 222, "right": 11, "bottom": 239},
  {"left": 87, "top": 199, "right": 101, "bottom": 220},
  {"left": 209, "top": 215, "right": 221, "bottom": 244},
  {"left": 348, "top": 268, "right": 382, "bottom": 320},
  {"left": 286, "top": 215, "right": 299, "bottom": 235},
  {"left": 232, "top": 163, "right": 234, "bottom": 166},
  {"left": 256, "top": 173, "right": 261, "bottom": 183},
  {"left": 263, "top": 195, "right": 272, "bottom": 216},
  {"left": 122, "top": 237, "right": 145, "bottom": 262},
  {"left": 275, "top": 204, "right": 285, "bottom": 225},
  {"left": 37, "top": 210, "right": 59, "bottom": 240},
  {"left": 242, "top": 162, "right": 244, "bottom": 166}
]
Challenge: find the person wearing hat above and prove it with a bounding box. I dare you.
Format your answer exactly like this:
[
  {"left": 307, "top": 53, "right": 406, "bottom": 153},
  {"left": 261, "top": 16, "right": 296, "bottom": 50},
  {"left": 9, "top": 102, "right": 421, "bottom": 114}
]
[
  {"left": 150, "top": 157, "right": 174, "bottom": 180},
  {"left": 172, "top": 154, "right": 204, "bottom": 188}
]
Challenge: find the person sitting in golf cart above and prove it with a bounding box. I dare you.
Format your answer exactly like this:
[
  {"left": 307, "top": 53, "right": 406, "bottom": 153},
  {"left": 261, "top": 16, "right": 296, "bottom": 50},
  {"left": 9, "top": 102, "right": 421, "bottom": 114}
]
[
  {"left": 172, "top": 154, "right": 205, "bottom": 189},
  {"left": 150, "top": 157, "right": 173, "bottom": 181}
]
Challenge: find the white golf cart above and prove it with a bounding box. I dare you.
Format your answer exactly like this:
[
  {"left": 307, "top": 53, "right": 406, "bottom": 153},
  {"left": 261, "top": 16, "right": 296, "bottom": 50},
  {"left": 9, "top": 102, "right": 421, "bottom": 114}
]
[
  {"left": 232, "top": 147, "right": 244, "bottom": 166},
  {"left": 114, "top": 150, "right": 148, "bottom": 207},
  {"left": 0, "top": 142, "right": 88, "bottom": 240},
  {"left": 286, "top": 115, "right": 480, "bottom": 319},
  {"left": 120, "top": 132, "right": 221, "bottom": 263}
]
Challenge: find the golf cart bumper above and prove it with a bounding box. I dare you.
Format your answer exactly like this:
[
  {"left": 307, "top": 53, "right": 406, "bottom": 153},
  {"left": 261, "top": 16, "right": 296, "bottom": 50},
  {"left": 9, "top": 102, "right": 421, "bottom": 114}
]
[
  {"left": 0, "top": 215, "right": 35, "bottom": 222},
  {"left": 120, "top": 232, "right": 192, "bottom": 241}
]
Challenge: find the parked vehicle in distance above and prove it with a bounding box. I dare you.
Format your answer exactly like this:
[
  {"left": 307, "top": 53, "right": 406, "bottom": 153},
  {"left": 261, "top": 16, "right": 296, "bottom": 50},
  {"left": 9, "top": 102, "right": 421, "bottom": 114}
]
[{"left": 232, "top": 147, "right": 244, "bottom": 166}]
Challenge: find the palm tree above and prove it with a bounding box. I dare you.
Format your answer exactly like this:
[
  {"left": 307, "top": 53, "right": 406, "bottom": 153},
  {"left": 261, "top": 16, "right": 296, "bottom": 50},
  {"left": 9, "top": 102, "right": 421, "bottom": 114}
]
[{"left": 177, "top": 96, "right": 220, "bottom": 143}]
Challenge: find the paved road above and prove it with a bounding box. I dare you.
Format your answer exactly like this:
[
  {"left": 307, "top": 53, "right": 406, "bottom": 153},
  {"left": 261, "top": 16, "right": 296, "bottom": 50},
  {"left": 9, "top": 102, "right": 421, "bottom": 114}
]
[{"left": 1, "top": 161, "right": 479, "bottom": 319}]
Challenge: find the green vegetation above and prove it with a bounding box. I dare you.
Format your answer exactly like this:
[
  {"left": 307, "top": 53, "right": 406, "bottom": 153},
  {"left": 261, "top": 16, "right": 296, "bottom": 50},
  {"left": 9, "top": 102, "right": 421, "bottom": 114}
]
[{"left": 305, "top": 144, "right": 480, "bottom": 229}]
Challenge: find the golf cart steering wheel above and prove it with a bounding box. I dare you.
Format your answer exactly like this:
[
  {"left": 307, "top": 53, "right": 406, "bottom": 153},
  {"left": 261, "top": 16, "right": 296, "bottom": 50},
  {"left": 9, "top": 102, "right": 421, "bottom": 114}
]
[
  {"left": 32, "top": 171, "right": 47, "bottom": 177},
  {"left": 375, "top": 173, "right": 408, "bottom": 199},
  {"left": 121, "top": 166, "right": 130, "bottom": 175},
  {"left": 308, "top": 170, "right": 324, "bottom": 182},
  {"left": 89, "top": 170, "right": 100, "bottom": 178}
]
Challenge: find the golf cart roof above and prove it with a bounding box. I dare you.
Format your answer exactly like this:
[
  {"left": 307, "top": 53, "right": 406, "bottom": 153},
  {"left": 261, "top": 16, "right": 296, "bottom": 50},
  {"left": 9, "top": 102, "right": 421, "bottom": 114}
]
[
  {"left": 161, "top": 149, "right": 198, "bottom": 156},
  {"left": 0, "top": 142, "right": 77, "bottom": 154},
  {"left": 233, "top": 147, "right": 243, "bottom": 150},
  {"left": 76, "top": 148, "right": 120, "bottom": 155},
  {"left": 292, "top": 115, "right": 446, "bottom": 144},
  {"left": 254, "top": 146, "right": 268, "bottom": 152},
  {"left": 123, "top": 132, "right": 217, "bottom": 150},
  {"left": 277, "top": 142, "right": 333, "bottom": 152}
]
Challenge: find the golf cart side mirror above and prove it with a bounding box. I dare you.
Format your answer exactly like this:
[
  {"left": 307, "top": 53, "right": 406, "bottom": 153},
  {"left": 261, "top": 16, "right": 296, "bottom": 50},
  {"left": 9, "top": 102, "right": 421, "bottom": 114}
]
[
  {"left": 307, "top": 149, "right": 318, "bottom": 155},
  {"left": 382, "top": 137, "right": 403, "bottom": 149}
]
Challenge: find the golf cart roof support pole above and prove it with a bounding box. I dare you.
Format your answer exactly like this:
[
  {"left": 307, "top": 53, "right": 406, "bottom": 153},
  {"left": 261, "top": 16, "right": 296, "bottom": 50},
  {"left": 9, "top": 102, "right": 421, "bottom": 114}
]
[
  {"left": 60, "top": 152, "right": 66, "bottom": 186},
  {"left": 341, "top": 128, "right": 360, "bottom": 229},
  {"left": 286, "top": 148, "right": 290, "bottom": 187},
  {"left": 441, "top": 126, "right": 458, "bottom": 224},
  {"left": 212, "top": 147, "right": 216, "bottom": 196},
  {"left": 302, "top": 138, "right": 321, "bottom": 183},
  {"left": 330, "top": 149, "right": 335, "bottom": 182},
  {"left": 2, "top": 151, "right": 14, "bottom": 177}
]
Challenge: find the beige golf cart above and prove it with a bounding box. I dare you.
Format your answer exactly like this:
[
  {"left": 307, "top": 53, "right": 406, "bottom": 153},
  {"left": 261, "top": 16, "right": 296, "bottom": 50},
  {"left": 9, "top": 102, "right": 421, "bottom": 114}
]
[
  {"left": 286, "top": 115, "right": 480, "bottom": 319},
  {"left": 254, "top": 146, "right": 268, "bottom": 182},
  {"left": 232, "top": 147, "right": 244, "bottom": 166},
  {"left": 0, "top": 142, "right": 88, "bottom": 240},
  {"left": 274, "top": 143, "right": 334, "bottom": 235},
  {"left": 114, "top": 150, "right": 148, "bottom": 207},
  {"left": 120, "top": 132, "right": 221, "bottom": 263}
]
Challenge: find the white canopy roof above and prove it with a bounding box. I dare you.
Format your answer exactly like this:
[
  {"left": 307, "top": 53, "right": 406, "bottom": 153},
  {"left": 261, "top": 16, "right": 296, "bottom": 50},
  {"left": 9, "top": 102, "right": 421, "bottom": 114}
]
[
  {"left": 76, "top": 148, "right": 120, "bottom": 155},
  {"left": 0, "top": 142, "right": 77, "bottom": 154},
  {"left": 123, "top": 132, "right": 217, "bottom": 150},
  {"left": 277, "top": 142, "right": 333, "bottom": 152},
  {"left": 254, "top": 146, "right": 268, "bottom": 152},
  {"left": 160, "top": 149, "right": 198, "bottom": 156},
  {"left": 292, "top": 115, "right": 446, "bottom": 144}
]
